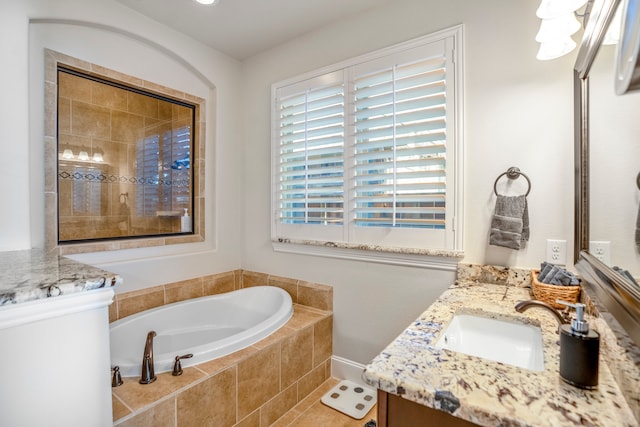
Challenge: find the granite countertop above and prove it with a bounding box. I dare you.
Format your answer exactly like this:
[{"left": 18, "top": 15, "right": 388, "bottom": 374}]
[
  {"left": 362, "top": 280, "right": 638, "bottom": 426},
  {"left": 0, "top": 249, "right": 122, "bottom": 306}
]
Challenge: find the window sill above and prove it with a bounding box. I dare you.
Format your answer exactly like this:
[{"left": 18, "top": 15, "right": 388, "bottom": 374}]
[{"left": 272, "top": 238, "right": 464, "bottom": 270}]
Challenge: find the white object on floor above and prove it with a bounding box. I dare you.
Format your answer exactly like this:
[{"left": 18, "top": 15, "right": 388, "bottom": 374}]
[{"left": 321, "top": 379, "right": 377, "bottom": 419}]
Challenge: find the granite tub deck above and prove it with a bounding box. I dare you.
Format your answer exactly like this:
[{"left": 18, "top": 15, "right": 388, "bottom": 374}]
[
  {"left": 0, "top": 249, "right": 121, "bottom": 305},
  {"left": 362, "top": 280, "right": 637, "bottom": 427}
]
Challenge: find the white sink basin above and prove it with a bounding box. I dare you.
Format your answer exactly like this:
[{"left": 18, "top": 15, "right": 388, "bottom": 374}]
[{"left": 435, "top": 312, "right": 545, "bottom": 371}]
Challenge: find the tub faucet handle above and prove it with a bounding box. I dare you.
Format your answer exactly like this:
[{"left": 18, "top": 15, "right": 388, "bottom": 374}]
[
  {"left": 112, "top": 366, "right": 123, "bottom": 387},
  {"left": 172, "top": 354, "right": 194, "bottom": 376}
]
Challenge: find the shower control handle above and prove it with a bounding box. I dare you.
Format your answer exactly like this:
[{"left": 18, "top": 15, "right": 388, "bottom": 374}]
[{"left": 172, "top": 353, "right": 194, "bottom": 376}]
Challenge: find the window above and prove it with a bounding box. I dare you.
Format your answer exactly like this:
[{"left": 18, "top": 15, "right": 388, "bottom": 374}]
[
  {"left": 47, "top": 50, "right": 206, "bottom": 254},
  {"left": 55, "top": 62, "right": 202, "bottom": 246},
  {"left": 271, "top": 26, "right": 463, "bottom": 264}
]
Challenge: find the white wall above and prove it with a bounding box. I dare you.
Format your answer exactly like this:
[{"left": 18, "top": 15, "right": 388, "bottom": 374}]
[
  {"left": 241, "top": 0, "right": 578, "bottom": 364},
  {"left": 0, "top": 0, "right": 244, "bottom": 291},
  {"left": 1, "top": 0, "right": 581, "bottom": 367}
]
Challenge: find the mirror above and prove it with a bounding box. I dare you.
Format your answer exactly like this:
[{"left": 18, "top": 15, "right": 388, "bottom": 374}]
[
  {"left": 574, "top": 0, "right": 640, "bottom": 346},
  {"left": 590, "top": 46, "right": 640, "bottom": 277}
]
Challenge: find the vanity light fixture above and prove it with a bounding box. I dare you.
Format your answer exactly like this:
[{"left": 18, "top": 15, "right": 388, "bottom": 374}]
[
  {"left": 535, "top": 0, "right": 588, "bottom": 60},
  {"left": 536, "top": 13, "right": 582, "bottom": 42},
  {"left": 538, "top": 35, "right": 578, "bottom": 60},
  {"left": 537, "top": 0, "right": 588, "bottom": 19},
  {"left": 194, "top": 0, "right": 219, "bottom": 4},
  {"left": 60, "top": 145, "right": 105, "bottom": 163}
]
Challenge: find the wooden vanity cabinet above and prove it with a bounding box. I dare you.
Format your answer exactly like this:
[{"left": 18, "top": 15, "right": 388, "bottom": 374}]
[{"left": 377, "top": 390, "right": 481, "bottom": 427}]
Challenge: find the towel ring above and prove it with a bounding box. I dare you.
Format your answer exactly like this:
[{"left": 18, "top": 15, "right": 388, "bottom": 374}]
[{"left": 493, "top": 167, "right": 531, "bottom": 197}]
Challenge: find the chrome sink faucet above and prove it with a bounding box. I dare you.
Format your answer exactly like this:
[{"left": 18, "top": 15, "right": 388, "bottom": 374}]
[
  {"left": 139, "top": 331, "right": 157, "bottom": 384},
  {"left": 515, "top": 300, "right": 570, "bottom": 328}
]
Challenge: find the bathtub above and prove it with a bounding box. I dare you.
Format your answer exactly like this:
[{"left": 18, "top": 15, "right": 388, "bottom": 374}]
[{"left": 110, "top": 286, "right": 293, "bottom": 377}]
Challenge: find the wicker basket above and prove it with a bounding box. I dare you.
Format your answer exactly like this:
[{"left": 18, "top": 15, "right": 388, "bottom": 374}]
[{"left": 530, "top": 270, "right": 580, "bottom": 309}]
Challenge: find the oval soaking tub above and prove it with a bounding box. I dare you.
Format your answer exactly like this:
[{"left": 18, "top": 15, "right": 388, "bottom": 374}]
[{"left": 110, "top": 286, "right": 293, "bottom": 377}]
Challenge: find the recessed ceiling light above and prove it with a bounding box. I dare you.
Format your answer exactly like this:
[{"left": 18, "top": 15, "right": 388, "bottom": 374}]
[{"left": 195, "top": 0, "right": 219, "bottom": 5}]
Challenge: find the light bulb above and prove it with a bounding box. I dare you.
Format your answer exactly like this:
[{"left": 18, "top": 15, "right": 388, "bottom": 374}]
[
  {"left": 537, "top": 36, "right": 577, "bottom": 60},
  {"left": 537, "top": 0, "right": 587, "bottom": 19},
  {"left": 78, "top": 150, "right": 89, "bottom": 161},
  {"left": 93, "top": 152, "right": 104, "bottom": 162},
  {"left": 536, "top": 13, "right": 581, "bottom": 43},
  {"left": 195, "top": 0, "right": 219, "bottom": 4},
  {"left": 62, "top": 149, "right": 74, "bottom": 159}
]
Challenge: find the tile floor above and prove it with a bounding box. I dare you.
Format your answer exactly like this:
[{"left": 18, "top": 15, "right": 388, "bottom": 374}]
[{"left": 272, "top": 378, "right": 377, "bottom": 427}]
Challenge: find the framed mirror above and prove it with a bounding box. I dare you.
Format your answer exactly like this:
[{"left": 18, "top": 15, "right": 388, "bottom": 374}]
[{"left": 574, "top": 0, "right": 640, "bottom": 346}]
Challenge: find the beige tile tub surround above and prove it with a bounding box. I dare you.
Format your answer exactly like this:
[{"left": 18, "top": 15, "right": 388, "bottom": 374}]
[
  {"left": 112, "top": 304, "right": 333, "bottom": 426},
  {"left": 110, "top": 270, "right": 333, "bottom": 322},
  {"left": 110, "top": 270, "right": 334, "bottom": 426},
  {"left": 44, "top": 49, "right": 207, "bottom": 254}
]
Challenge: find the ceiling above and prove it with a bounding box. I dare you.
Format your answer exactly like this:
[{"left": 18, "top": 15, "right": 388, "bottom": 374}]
[{"left": 116, "top": 0, "right": 393, "bottom": 60}]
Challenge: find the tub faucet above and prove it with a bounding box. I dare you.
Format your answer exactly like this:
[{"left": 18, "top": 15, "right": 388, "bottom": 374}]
[
  {"left": 139, "top": 331, "right": 157, "bottom": 384},
  {"left": 514, "top": 300, "right": 569, "bottom": 328}
]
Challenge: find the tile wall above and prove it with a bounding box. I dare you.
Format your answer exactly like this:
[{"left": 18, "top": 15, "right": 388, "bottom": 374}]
[{"left": 110, "top": 270, "right": 334, "bottom": 427}]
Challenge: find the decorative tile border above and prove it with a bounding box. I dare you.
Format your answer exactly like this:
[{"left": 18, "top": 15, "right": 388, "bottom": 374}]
[{"left": 58, "top": 170, "right": 190, "bottom": 188}]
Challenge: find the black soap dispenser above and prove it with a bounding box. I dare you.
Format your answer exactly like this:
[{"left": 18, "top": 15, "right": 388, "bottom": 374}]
[{"left": 557, "top": 300, "right": 599, "bottom": 389}]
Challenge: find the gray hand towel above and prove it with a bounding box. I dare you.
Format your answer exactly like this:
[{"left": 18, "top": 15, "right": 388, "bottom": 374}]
[
  {"left": 522, "top": 199, "right": 530, "bottom": 241},
  {"left": 489, "top": 195, "right": 529, "bottom": 250},
  {"left": 636, "top": 204, "right": 640, "bottom": 250}
]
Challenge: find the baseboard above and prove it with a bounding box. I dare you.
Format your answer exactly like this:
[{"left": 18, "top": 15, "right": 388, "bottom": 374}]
[{"left": 330, "top": 355, "right": 368, "bottom": 387}]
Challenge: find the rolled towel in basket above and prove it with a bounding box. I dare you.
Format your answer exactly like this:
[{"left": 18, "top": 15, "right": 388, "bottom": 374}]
[
  {"left": 538, "top": 262, "right": 580, "bottom": 286},
  {"left": 489, "top": 195, "right": 529, "bottom": 250}
]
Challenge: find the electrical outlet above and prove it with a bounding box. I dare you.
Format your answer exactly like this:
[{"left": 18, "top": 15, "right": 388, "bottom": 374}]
[
  {"left": 589, "top": 241, "right": 611, "bottom": 265},
  {"left": 546, "top": 239, "right": 567, "bottom": 265}
]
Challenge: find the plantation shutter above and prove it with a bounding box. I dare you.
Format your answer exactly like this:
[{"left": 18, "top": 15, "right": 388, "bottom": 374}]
[
  {"left": 272, "top": 28, "right": 461, "bottom": 254},
  {"left": 168, "top": 125, "right": 192, "bottom": 210},
  {"left": 136, "top": 135, "right": 160, "bottom": 217},
  {"left": 352, "top": 55, "right": 447, "bottom": 229},
  {"left": 275, "top": 72, "right": 345, "bottom": 229}
]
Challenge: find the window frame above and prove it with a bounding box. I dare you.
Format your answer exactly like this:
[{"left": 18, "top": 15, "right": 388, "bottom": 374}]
[
  {"left": 45, "top": 50, "right": 206, "bottom": 255},
  {"left": 271, "top": 26, "right": 464, "bottom": 269}
]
